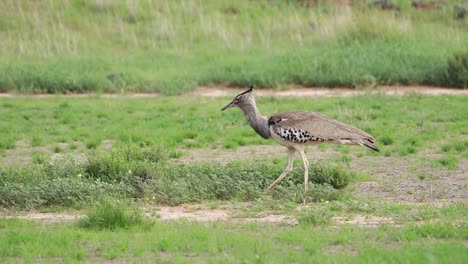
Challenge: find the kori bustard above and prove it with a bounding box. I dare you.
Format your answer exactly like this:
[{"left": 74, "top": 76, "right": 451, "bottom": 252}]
[{"left": 221, "top": 86, "right": 378, "bottom": 196}]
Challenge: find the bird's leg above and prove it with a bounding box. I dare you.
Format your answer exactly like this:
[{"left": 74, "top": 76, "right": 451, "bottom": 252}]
[
  {"left": 266, "top": 148, "right": 295, "bottom": 191},
  {"left": 299, "top": 150, "right": 309, "bottom": 205}
]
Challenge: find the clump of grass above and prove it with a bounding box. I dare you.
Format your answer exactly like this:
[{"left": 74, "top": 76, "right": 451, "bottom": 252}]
[
  {"left": 435, "top": 156, "right": 459, "bottom": 170},
  {"left": 31, "top": 136, "right": 43, "bottom": 147},
  {"left": 86, "top": 143, "right": 168, "bottom": 183},
  {"left": 446, "top": 51, "right": 468, "bottom": 88},
  {"left": 77, "top": 200, "right": 150, "bottom": 230},
  {"left": 441, "top": 140, "right": 467, "bottom": 154},
  {"left": 309, "top": 164, "right": 356, "bottom": 189},
  {"left": 69, "top": 143, "right": 78, "bottom": 150},
  {"left": 86, "top": 139, "right": 100, "bottom": 149},
  {"left": 0, "top": 136, "right": 16, "bottom": 151},
  {"left": 297, "top": 206, "right": 333, "bottom": 226},
  {"left": 399, "top": 145, "right": 417, "bottom": 156},
  {"left": 380, "top": 135, "right": 394, "bottom": 146},
  {"left": 31, "top": 150, "right": 47, "bottom": 164},
  {"left": 52, "top": 145, "right": 62, "bottom": 153}
]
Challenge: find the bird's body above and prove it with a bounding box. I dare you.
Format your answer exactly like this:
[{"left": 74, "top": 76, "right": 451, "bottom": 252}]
[
  {"left": 268, "top": 111, "right": 378, "bottom": 151},
  {"left": 221, "top": 86, "right": 378, "bottom": 201}
]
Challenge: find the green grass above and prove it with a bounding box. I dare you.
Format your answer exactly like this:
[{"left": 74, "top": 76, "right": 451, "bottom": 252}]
[
  {"left": 0, "top": 0, "right": 467, "bottom": 94},
  {"left": 0, "top": 151, "right": 355, "bottom": 208},
  {"left": 0, "top": 94, "right": 466, "bottom": 263},
  {"left": 0, "top": 208, "right": 466, "bottom": 263},
  {"left": 0, "top": 94, "right": 466, "bottom": 208},
  {"left": 0, "top": 95, "right": 466, "bottom": 155},
  {"left": 77, "top": 200, "right": 150, "bottom": 230},
  {"left": 435, "top": 155, "right": 459, "bottom": 170}
]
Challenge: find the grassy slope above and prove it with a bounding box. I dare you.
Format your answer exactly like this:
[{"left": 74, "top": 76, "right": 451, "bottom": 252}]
[{"left": 0, "top": 0, "right": 467, "bottom": 94}]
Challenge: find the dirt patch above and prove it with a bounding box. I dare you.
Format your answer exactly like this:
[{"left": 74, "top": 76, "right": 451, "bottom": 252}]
[
  {"left": 1, "top": 140, "right": 33, "bottom": 164},
  {"left": 192, "top": 85, "right": 468, "bottom": 97},
  {"left": 1, "top": 86, "right": 467, "bottom": 99},
  {"left": 176, "top": 145, "right": 338, "bottom": 164},
  {"left": 238, "top": 214, "right": 298, "bottom": 225},
  {"left": 146, "top": 204, "right": 299, "bottom": 224},
  {"left": 350, "top": 151, "right": 468, "bottom": 204},
  {"left": 332, "top": 215, "right": 397, "bottom": 227},
  {"left": 324, "top": 244, "right": 358, "bottom": 256},
  {"left": 2, "top": 212, "right": 85, "bottom": 223},
  {"left": 2, "top": 140, "right": 91, "bottom": 165},
  {"left": 152, "top": 205, "right": 230, "bottom": 222},
  {"left": 1, "top": 206, "right": 402, "bottom": 227},
  {"left": 0, "top": 204, "right": 297, "bottom": 224}
]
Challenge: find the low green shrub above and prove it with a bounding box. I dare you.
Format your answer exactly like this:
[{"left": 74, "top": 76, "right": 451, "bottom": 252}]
[
  {"left": 77, "top": 200, "right": 150, "bottom": 230},
  {"left": 0, "top": 145, "right": 357, "bottom": 208},
  {"left": 0, "top": 165, "right": 132, "bottom": 208},
  {"left": 86, "top": 143, "right": 168, "bottom": 182},
  {"left": 446, "top": 51, "right": 468, "bottom": 88},
  {"left": 308, "top": 165, "right": 356, "bottom": 189}
]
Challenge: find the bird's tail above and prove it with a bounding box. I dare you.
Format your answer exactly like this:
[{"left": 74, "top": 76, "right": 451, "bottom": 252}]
[{"left": 359, "top": 139, "right": 379, "bottom": 152}]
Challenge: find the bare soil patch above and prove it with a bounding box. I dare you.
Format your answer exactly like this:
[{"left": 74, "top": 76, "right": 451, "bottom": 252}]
[
  {"left": 324, "top": 244, "right": 358, "bottom": 256},
  {"left": 332, "top": 215, "right": 397, "bottom": 227},
  {"left": 0, "top": 204, "right": 298, "bottom": 225},
  {"left": 175, "top": 145, "right": 341, "bottom": 164},
  {"left": 1, "top": 212, "right": 85, "bottom": 223},
  {"left": 145, "top": 203, "right": 299, "bottom": 225},
  {"left": 1, "top": 86, "right": 466, "bottom": 99},
  {"left": 192, "top": 85, "right": 468, "bottom": 97}
]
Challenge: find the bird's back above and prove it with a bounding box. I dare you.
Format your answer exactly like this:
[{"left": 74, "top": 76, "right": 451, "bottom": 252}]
[{"left": 268, "top": 111, "right": 378, "bottom": 151}]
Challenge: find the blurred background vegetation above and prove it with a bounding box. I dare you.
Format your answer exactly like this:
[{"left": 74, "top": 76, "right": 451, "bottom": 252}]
[{"left": 0, "top": 0, "right": 467, "bottom": 94}]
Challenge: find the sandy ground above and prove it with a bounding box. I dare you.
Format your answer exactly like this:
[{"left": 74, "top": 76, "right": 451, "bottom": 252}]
[
  {"left": 192, "top": 85, "right": 468, "bottom": 97},
  {"left": 0, "top": 205, "right": 399, "bottom": 227},
  {"left": 0, "top": 85, "right": 467, "bottom": 98}
]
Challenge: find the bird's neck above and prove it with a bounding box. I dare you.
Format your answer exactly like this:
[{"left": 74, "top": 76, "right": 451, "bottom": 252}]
[{"left": 240, "top": 99, "right": 270, "bottom": 139}]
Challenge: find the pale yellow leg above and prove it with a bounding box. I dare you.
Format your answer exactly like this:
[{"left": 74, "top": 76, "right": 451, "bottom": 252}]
[
  {"left": 267, "top": 148, "right": 295, "bottom": 191},
  {"left": 299, "top": 150, "right": 309, "bottom": 204}
]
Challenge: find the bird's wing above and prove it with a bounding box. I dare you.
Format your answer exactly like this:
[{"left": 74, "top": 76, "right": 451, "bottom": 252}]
[{"left": 269, "top": 111, "right": 375, "bottom": 143}]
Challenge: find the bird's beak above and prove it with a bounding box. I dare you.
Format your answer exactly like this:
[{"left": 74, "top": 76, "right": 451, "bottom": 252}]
[{"left": 221, "top": 100, "right": 235, "bottom": 111}]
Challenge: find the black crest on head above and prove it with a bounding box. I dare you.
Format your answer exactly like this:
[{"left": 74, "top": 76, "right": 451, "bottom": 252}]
[{"left": 236, "top": 85, "right": 254, "bottom": 98}]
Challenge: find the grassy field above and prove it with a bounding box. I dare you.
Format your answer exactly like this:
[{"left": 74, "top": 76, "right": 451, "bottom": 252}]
[
  {"left": 1, "top": 205, "right": 467, "bottom": 263},
  {"left": 1, "top": 94, "right": 466, "bottom": 154},
  {"left": 0, "top": 94, "right": 466, "bottom": 207},
  {"left": 0, "top": 93, "right": 467, "bottom": 262},
  {"left": 1, "top": 0, "right": 467, "bottom": 261},
  {"left": 1, "top": 0, "right": 467, "bottom": 94}
]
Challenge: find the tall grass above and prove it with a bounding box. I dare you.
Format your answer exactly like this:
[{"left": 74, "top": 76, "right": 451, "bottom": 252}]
[{"left": 0, "top": 0, "right": 466, "bottom": 94}]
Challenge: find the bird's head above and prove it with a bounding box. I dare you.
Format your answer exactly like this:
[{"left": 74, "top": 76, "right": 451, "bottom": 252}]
[{"left": 221, "top": 86, "right": 254, "bottom": 111}]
